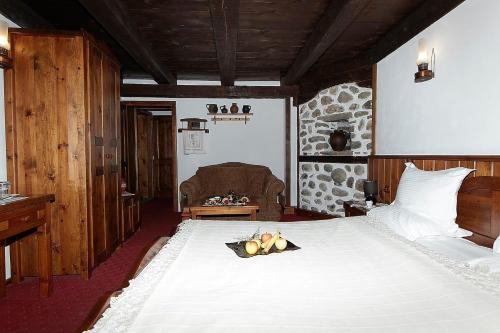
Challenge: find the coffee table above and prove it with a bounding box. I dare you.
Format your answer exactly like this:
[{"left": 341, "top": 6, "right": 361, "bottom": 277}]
[{"left": 183, "top": 203, "right": 260, "bottom": 221}]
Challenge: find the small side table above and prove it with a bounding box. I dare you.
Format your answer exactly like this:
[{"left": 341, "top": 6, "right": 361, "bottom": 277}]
[{"left": 343, "top": 200, "right": 387, "bottom": 217}]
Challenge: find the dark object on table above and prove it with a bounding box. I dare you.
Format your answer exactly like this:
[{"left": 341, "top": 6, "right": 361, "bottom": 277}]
[
  {"left": 226, "top": 240, "right": 300, "bottom": 258},
  {"left": 230, "top": 103, "right": 239, "bottom": 113},
  {"left": 242, "top": 105, "right": 251, "bottom": 113},
  {"left": 180, "top": 162, "right": 285, "bottom": 221},
  {"left": 329, "top": 130, "right": 350, "bottom": 151},
  {"left": 206, "top": 104, "right": 218, "bottom": 113},
  {"left": 220, "top": 105, "right": 228, "bottom": 113},
  {"left": 363, "top": 180, "right": 378, "bottom": 204}
]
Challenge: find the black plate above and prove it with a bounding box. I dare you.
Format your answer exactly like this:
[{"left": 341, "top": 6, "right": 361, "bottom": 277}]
[{"left": 226, "top": 240, "right": 300, "bottom": 258}]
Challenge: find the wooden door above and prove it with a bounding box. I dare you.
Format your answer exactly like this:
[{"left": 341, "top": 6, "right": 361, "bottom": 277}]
[
  {"left": 155, "top": 116, "right": 174, "bottom": 197},
  {"left": 136, "top": 111, "right": 154, "bottom": 200}
]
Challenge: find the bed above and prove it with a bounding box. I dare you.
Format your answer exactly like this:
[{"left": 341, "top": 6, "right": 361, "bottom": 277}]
[{"left": 85, "top": 176, "right": 500, "bottom": 333}]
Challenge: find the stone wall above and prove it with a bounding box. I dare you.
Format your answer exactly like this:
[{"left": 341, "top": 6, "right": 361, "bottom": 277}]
[
  {"left": 298, "top": 83, "right": 372, "bottom": 215},
  {"left": 299, "top": 83, "right": 372, "bottom": 156},
  {"left": 299, "top": 162, "right": 367, "bottom": 215}
]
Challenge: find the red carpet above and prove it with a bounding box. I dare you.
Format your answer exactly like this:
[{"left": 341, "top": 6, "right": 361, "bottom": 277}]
[
  {"left": 0, "top": 200, "right": 308, "bottom": 333},
  {"left": 0, "top": 198, "right": 180, "bottom": 333}
]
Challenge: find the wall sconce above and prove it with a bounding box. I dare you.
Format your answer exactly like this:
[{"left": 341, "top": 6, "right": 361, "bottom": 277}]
[
  {"left": 414, "top": 38, "right": 435, "bottom": 83},
  {"left": 0, "top": 20, "right": 12, "bottom": 69}
]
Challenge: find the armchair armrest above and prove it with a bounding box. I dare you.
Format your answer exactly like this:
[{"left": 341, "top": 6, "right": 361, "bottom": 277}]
[
  {"left": 179, "top": 175, "right": 202, "bottom": 207},
  {"left": 262, "top": 174, "right": 285, "bottom": 211}
]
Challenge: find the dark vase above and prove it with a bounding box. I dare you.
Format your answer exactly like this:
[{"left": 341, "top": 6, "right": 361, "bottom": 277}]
[
  {"left": 206, "top": 104, "right": 218, "bottom": 114},
  {"left": 242, "top": 105, "right": 251, "bottom": 113},
  {"left": 329, "top": 130, "right": 350, "bottom": 151},
  {"left": 220, "top": 105, "right": 228, "bottom": 113},
  {"left": 230, "top": 103, "right": 239, "bottom": 113}
]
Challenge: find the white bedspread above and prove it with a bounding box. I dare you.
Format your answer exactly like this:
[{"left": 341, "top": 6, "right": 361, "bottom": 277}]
[{"left": 90, "top": 217, "right": 500, "bottom": 333}]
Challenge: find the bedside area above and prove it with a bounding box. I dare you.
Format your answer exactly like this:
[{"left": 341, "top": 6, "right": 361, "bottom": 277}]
[{"left": 343, "top": 201, "right": 387, "bottom": 217}]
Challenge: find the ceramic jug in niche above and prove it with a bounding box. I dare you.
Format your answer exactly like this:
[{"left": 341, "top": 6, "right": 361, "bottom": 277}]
[
  {"left": 242, "top": 105, "right": 251, "bottom": 113},
  {"left": 206, "top": 104, "right": 218, "bottom": 114},
  {"left": 220, "top": 105, "right": 228, "bottom": 113},
  {"left": 329, "top": 130, "right": 351, "bottom": 151},
  {"left": 230, "top": 103, "right": 239, "bottom": 113}
]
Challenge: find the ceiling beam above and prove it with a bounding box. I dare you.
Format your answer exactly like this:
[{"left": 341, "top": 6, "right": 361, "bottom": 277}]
[
  {"left": 77, "top": 0, "right": 176, "bottom": 85},
  {"left": 121, "top": 84, "right": 298, "bottom": 99},
  {"left": 209, "top": 0, "right": 240, "bottom": 86},
  {"left": 282, "top": 0, "right": 371, "bottom": 85},
  {"left": 299, "top": 0, "right": 465, "bottom": 101},
  {"left": 0, "top": 0, "right": 52, "bottom": 28}
]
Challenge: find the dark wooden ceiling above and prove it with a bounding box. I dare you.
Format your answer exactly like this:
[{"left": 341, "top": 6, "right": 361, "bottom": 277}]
[{"left": 1, "top": 0, "right": 464, "bottom": 101}]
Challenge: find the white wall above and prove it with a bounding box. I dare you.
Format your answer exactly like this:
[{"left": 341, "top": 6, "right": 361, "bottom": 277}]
[
  {"left": 376, "top": 0, "right": 500, "bottom": 155},
  {"left": 122, "top": 80, "right": 297, "bottom": 208},
  {"left": 0, "top": 15, "right": 19, "bottom": 280}
]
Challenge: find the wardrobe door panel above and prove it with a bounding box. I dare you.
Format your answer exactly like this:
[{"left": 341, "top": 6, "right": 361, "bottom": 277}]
[
  {"left": 88, "top": 44, "right": 107, "bottom": 266},
  {"left": 8, "top": 33, "right": 88, "bottom": 276},
  {"left": 103, "top": 55, "right": 120, "bottom": 252}
]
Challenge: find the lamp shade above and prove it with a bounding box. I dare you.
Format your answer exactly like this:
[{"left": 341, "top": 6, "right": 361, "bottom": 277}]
[
  {"left": 363, "top": 180, "right": 378, "bottom": 198},
  {"left": 0, "top": 20, "right": 10, "bottom": 51},
  {"left": 416, "top": 38, "right": 428, "bottom": 66}
]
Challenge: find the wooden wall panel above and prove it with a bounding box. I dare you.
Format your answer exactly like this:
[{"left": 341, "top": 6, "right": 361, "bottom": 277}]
[{"left": 368, "top": 156, "right": 500, "bottom": 204}]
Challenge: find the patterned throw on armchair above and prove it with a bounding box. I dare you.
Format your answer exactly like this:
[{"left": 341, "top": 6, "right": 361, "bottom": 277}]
[{"left": 180, "top": 162, "right": 285, "bottom": 221}]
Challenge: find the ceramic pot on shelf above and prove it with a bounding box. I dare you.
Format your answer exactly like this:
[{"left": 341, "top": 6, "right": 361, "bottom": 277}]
[
  {"left": 206, "top": 104, "right": 218, "bottom": 114},
  {"left": 242, "top": 105, "right": 251, "bottom": 113},
  {"left": 230, "top": 103, "right": 239, "bottom": 113},
  {"left": 329, "top": 130, "right": 350, "bottom": 151},
  {"left": 220, "top": 105, "right": 228, "bottom": 113}
]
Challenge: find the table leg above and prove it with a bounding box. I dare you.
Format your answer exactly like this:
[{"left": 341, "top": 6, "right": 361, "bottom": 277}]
[
  {"left": 10, "top": 241, "right": 22, "bottom": 283},
  {"left": 250, "top": 210, "right": 257, "bottom": 221},
  {"left": 0, "top": 240, "right": 5, "bottom": 297},
  {"left": 37, "top": 221, "right": 53, "bottom": 297}
]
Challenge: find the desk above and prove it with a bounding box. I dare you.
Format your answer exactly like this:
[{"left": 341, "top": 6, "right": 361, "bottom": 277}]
[{"left": 0, "top": 195, "right": 55, "bottom": 298}]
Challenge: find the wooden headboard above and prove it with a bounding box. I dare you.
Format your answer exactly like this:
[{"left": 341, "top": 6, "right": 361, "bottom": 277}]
[{"left": 368, "top": 156, "right": 500, "bottom": 247}]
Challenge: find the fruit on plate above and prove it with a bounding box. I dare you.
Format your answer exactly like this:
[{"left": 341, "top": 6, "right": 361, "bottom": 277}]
[
  {"left": 261, "top": 233, "right": 272, "bottom": 243},
  {"left": 263, "top": 232, "right": 280, "bottom": 253},
  {"left": 251, "top": 238, "right": 262, "bottom": 248},
  {"left": 245, "top": 241, "right": 259, "bottom": 255},
  {"left": 275, "top": 238, "right": 287, "bottom": 250}
]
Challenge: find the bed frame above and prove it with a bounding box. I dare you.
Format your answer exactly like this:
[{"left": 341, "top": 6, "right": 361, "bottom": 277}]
[{"left": 368, "top": 155, "right": 500, "bottom": 247}]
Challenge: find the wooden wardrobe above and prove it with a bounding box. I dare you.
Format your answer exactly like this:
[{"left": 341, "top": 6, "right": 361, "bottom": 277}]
[{"left": 5, "top": 30, "right": 121, "bottom": 279}]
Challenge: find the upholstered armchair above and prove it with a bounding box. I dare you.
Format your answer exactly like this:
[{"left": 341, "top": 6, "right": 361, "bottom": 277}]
[{"left": 180, "top": 162, "right": 285, "bottom": 221}]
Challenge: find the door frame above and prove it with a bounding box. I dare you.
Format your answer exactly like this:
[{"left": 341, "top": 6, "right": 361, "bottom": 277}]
[{"left": 120, "top": 101, "right": 178, "bottom": 210}]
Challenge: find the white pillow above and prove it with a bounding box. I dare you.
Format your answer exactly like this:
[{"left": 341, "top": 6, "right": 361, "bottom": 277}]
[
  {"left": 367, "top": 205, "right": 472, "bottom": 241},
  {"left": 494, "top": 236, "right": 500, "bottom": 253},
  {"left": 393, "top": 162, "right": 473, "bottom": 235}
]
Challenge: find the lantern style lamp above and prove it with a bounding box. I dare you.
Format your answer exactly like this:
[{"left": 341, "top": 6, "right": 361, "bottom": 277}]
[
  {"left": 363, "top": 180, "right": 378, "bottom": 204},
  {"left": 414, "top": 38, "right": 434, "bottom": 83},
  {"left": 0, "top": 20, "right": 12, "bottom": 69}
]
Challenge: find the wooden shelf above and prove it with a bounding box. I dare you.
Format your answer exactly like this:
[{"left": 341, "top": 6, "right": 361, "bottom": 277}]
[{"left": 208, "top": 113, "right": 253, "bottom": 124}]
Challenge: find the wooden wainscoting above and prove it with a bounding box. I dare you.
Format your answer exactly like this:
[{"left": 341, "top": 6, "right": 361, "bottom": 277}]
[{"left": 368, "top": 156, "right": 500, "bottom": 204}]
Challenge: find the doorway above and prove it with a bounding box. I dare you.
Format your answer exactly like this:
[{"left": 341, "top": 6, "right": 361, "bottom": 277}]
[{"left": 121, "top": 101, "right": 178, "bottom": 210}]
